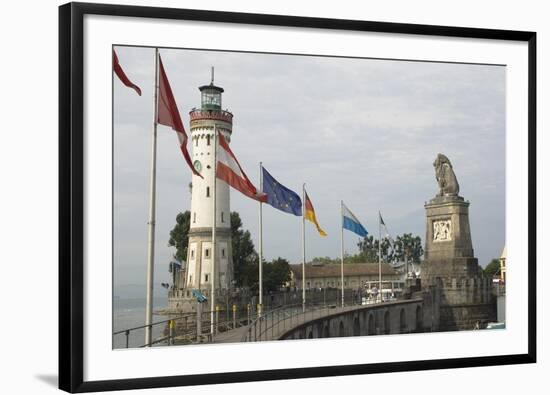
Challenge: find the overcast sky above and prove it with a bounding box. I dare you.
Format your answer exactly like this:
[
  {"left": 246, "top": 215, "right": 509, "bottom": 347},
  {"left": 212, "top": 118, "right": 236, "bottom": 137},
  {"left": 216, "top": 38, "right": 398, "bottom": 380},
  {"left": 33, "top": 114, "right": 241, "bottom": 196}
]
[{"left": 113, "top": 45, "right": 505, "bottom": 292}]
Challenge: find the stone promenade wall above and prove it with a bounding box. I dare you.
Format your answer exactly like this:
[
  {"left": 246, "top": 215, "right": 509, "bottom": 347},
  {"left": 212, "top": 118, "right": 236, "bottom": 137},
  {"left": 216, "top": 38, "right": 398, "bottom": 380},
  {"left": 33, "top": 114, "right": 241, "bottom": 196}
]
[{"left": 279, "top": 298, "right": 429, "bottom": 340}]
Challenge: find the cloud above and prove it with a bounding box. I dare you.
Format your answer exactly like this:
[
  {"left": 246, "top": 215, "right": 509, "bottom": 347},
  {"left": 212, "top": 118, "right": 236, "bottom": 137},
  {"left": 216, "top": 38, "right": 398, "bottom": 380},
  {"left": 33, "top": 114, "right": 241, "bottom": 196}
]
[{"left": 113, "top": 46, "right": 505, "bottom": 286}]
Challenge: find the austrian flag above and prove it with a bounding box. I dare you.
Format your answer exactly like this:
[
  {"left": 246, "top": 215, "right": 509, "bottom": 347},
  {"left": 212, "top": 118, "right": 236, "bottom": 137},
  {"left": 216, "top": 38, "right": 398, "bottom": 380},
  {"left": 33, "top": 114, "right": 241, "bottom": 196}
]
[
  {"left": 113, "top": 49, "right": 141, "bottom": 96},
  {"left": 216, "top": 134, "right": 267, "bottom": 202},
  {"left": 157, "top": 55, "right": 202, "bottom": 179}
]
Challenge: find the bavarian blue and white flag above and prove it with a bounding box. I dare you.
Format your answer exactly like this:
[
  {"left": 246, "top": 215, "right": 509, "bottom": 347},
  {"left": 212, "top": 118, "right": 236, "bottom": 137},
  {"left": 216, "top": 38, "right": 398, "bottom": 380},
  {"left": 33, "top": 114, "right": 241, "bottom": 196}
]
[{"left": 342, "top": 202, "right": 368, "bottom": 237}]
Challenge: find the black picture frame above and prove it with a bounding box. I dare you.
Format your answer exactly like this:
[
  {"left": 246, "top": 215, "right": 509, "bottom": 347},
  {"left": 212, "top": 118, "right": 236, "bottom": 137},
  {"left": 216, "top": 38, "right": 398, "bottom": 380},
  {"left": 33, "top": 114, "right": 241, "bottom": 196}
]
[{"left": 59, "top": 2, "right": 537, "bottom": 393}]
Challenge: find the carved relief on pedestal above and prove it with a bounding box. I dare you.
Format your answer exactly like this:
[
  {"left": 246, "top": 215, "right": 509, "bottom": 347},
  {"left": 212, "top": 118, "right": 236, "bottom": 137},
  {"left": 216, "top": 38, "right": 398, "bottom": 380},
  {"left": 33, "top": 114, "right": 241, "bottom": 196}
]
[{"left": 433, "top": 219, "right": 452, "bottom": 242}]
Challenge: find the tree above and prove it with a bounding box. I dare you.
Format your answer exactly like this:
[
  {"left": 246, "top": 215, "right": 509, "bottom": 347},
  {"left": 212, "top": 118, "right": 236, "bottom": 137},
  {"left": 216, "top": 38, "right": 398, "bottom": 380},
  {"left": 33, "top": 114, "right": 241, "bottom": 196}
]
[
  {"left": 231, "top": 212, "right": 258, "bottom": 287},
  {"left": 484, "top": 258, "right": 501, "bottom": 277},
  {"left": 356, "top": 235, "right": 396, "bottom": 263},
  {"left": 168, "top": 211, "right": 258, "bottom": 287},
  {"left": 310, "top": 256, "right": 338, "bottom": 265},
  {"left": 263, "top": 257, "right": 291, "bottom": 292},
  {"left": 168, "top": 211, "right": 190, "bottom": 262},
  {"left": 393, "top": 233, "right": 423, "bottom": 264},
  {"left": 357, "top": 235, "right": 378, "bottom": 262},
  {"left": 357, "top": 233, "right": 423, "bottom": 264}
]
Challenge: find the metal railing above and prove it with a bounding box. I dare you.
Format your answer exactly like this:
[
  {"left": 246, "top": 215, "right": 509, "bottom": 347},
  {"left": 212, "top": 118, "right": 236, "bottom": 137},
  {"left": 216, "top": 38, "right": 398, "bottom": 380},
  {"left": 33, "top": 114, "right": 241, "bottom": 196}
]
[
  {"left": 114, "top": 290, "right": 372, "bottom": 347},
  {"left": 242, "top": 301, "right": 356, "bottom": 342},
  {"left": 241, "top": 296, "right": 415, "bottom": 342},
  {"left": 113, "top": 307, "right": 257, "bottom": 348}
]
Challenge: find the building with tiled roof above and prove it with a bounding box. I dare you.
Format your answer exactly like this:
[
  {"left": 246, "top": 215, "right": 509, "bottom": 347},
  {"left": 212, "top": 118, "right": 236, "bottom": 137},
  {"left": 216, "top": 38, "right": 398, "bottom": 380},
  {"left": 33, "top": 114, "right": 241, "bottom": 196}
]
[{"left": 289, "top": 263, "right": 403, "bottom": 290}]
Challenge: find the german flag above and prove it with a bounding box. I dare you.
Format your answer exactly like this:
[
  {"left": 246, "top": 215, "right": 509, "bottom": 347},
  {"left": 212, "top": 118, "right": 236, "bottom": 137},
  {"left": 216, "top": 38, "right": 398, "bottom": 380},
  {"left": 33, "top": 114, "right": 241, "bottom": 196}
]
[{"left": 304, "top": 190, "right": 327, "bottom": 237}]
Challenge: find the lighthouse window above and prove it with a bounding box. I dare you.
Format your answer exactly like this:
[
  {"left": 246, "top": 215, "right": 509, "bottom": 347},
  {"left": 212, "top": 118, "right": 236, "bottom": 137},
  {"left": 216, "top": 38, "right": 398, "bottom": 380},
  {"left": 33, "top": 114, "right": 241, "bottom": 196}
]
[
  {"left": 222, "top": 248, "right": 225, "bottom": 258},
  {"left": 206, "top": 187, "right": 210, "bottom": 197},
  {"left": 195, "top": 138, "right": 198, "bottom": 147},
  {"left": 191, "top": 250, "right": 194, "bottom": 258},
  {"left": 202, "top": 92, "right": 221, "bottom": 107},
  {"left": 206, "top": 135, "right": 211, "bottom": 146},
  {"left": 205, "top": 249, "right": 210, "bottom": 258},
  {"left": 205, "top": 274, "right": 209, "bottom": 282},
  {"left": 221, "top": 212, "right": 224, "bottom": 222},
  {"left": 193, "top": 212, "right": 196, "bottom": 223}
]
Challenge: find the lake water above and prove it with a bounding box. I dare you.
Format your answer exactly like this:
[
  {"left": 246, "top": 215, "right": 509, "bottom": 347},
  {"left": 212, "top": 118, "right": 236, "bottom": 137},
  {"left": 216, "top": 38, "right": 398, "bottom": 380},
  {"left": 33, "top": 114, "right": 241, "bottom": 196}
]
[{"left": 113, "top": 296, "right": 169, "bottom": 349}]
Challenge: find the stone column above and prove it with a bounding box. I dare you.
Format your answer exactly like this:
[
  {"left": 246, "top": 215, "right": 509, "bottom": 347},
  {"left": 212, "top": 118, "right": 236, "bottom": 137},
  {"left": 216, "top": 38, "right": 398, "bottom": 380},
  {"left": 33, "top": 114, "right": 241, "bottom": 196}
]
[
  {"left": 421, "top": 194, "right": 495, "bottom": 331},
  {"left": 422, "top": 195, "right": 480, "bottom": 288}
]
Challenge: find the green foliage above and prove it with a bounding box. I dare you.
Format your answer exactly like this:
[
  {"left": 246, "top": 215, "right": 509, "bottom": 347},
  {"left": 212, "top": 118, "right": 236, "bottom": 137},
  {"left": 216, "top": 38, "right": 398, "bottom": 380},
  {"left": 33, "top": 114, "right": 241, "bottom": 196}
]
[
  {"left": 393, "top": 233, "right": 423, "bottom": 264},
  {"left": 229, "top": 213, "right": 289, "bottom": 291},
  {"left": 231, "top": 212, "right": 258, "bottom": 288},
  {"left": 168, "top": 211, "right": 191, "bottom": 262},
  {"left": 356, "top": 233, "right": 423, "bottom": 264},
  {"left": 484, "top": 258, "right": 501, "bottom": 276},
  {"left": 263, "top": 257, "right": 291, "bottom": 292},
  {"left": 230, "top": 256, "right": 291, "bottom": 293},
  {"left": 310, "top": 256, "right": 338, "bottom": 265},
  {"left": 357, "top": 235, "right": 378, "bottom": 262},
  {"left": 309, "top": 232, "right": 424, "bottom": 265}
]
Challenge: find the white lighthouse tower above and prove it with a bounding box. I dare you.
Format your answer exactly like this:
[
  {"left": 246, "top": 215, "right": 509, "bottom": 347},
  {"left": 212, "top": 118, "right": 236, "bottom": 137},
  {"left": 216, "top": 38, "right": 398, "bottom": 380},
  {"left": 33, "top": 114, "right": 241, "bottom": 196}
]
[{"left": 184, "top": 72, "right": 234, "bottom": 300}]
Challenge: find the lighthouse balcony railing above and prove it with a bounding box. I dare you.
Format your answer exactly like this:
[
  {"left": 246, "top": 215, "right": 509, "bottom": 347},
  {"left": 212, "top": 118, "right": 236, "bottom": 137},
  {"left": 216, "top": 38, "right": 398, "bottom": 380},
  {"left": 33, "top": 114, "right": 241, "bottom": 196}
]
[{"left": 189, "top": 109, "right": 233, "bottom": 123}]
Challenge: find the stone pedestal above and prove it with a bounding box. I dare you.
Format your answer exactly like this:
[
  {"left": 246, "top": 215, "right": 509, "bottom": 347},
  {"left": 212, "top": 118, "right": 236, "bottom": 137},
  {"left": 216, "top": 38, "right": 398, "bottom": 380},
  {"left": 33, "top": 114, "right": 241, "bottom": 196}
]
[
  {"left": 422, "top": 195, "right": 495, "bottom": 330},
  {"left": 425, "top": 196, "right": 473, "bottom": 258},
  {"left": 422, "top": 196, "right": 481, "bottom": 287}
]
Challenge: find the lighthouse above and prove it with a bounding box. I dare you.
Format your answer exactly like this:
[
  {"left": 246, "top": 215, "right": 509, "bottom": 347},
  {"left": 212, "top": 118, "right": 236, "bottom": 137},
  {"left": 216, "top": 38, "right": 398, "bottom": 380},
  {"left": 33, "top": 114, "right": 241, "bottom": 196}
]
[{"left": 184, "top": 71, "right": 234, "bottom": 299}]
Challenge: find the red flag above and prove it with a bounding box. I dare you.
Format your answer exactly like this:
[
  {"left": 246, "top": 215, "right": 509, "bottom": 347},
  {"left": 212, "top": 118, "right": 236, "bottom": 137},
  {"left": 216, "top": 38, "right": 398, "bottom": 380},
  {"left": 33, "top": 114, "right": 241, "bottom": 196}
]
[
  {"left": 217, "top": 134, "right": 267, "bottom": 202},
  {"left": 113, "top": 49, "right": 141, "bottom": 96},
  {"left": 157, "top": 55, "right": 202, "bottom": 178}
]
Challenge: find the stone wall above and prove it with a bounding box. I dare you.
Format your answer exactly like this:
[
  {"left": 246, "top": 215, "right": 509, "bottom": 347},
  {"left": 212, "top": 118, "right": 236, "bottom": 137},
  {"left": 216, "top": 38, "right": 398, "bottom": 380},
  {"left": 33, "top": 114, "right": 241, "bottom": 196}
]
[
  {"left": 279, "top": 299, "right": 430, "bottom": 340},
  {"left": 422, "top": 194, "right": 497, "bottom": 331}
]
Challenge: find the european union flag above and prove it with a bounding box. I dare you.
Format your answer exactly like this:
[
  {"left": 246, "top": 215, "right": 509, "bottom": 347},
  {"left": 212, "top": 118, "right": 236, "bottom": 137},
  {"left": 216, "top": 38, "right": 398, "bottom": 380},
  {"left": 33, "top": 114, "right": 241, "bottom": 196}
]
[{"left": 262, "top": 167, "right": 302, "bottom": 216}]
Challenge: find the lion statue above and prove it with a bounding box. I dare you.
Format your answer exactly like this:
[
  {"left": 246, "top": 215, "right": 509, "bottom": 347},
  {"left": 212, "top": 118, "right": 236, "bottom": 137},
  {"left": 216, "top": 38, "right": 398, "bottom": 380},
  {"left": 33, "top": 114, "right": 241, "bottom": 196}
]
[{"left": 433, "top": 153, "right": 459, "bottom": 196}]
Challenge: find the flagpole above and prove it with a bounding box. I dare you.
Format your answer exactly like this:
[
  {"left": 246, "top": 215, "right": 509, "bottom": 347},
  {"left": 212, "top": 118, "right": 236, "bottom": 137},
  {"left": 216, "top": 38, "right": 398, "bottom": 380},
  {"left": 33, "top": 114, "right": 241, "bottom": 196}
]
[
  {"left": 301, "top": 184, "right": 306, "bottom": 312},
  {"left": 378, "top": 211, "right": 382, "bottom": 303},
  {"left": 211, "top": 125, "right": 218, "bottom": 337},
  {"left": 258, "top": 162, "right": 263, "bottom": 317},
  {"left": 340, "top": 200, "right": 344, "bottom": 308},
  {"left": 145, "top": 47, "right": 159, "bottom": 347}
]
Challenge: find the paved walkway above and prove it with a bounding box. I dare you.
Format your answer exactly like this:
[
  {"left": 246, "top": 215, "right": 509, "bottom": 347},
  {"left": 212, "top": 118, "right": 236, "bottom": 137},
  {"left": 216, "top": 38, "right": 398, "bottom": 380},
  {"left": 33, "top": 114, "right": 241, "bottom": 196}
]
[
  {"left": 212, "top": 303, "right": 377, "bottom": 343},
  {"left": 212, "top": 324, "right": 250, "bottom": 343}
]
